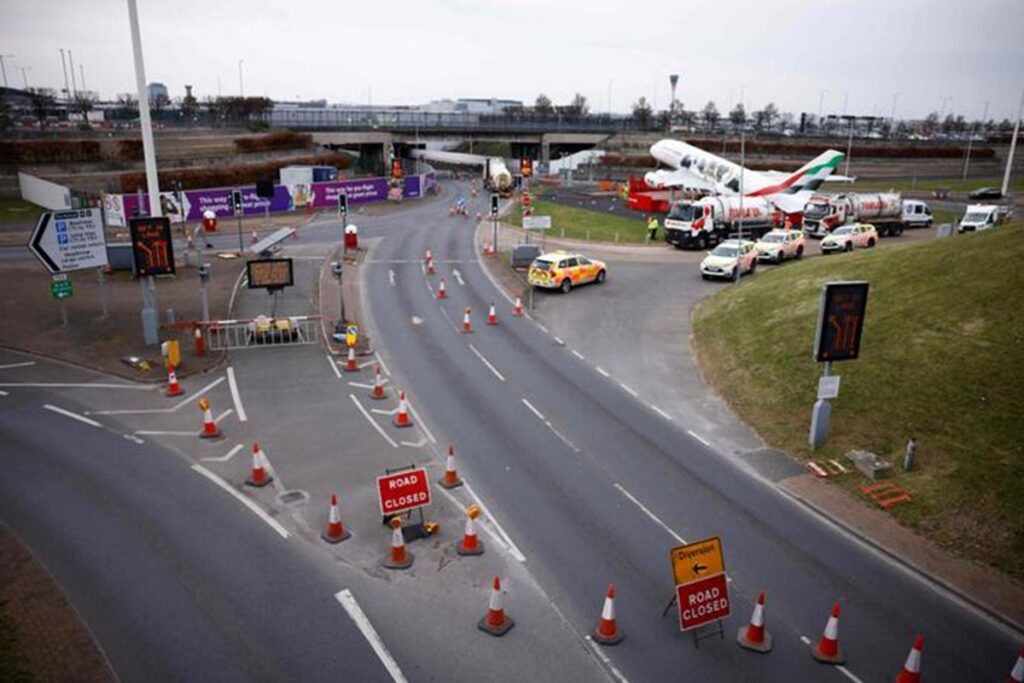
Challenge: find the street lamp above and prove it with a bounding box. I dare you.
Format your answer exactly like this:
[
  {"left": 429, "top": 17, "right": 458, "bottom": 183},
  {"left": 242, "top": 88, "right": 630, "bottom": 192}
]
[
  {"left": 18, "top": 65, "right": 30, "bottom": 89},
  {"left": 0, "top": 53, "right": 12, "bottom": 89},
  {"left": 889, "top": 92, "right": 901, "bottom": 138},
  {"left": 238, "top": 59, "right": 245, "bottom": 97}
]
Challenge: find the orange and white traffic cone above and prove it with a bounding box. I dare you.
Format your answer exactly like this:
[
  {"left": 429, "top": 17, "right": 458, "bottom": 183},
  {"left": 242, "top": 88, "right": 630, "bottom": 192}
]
[
  {"left": 426, "top": 258, "right": 435, "bottom": 275},
  {"left": 369, "top": 365, "right": 388, "bottom": 400},
  {"left": 437, "top": 278, "right": 448, "bottom": 299},
  {"left": 592, "top": 583, "right": 624, "bottom": 645},
  {"left": 487, "top": 302, "right": 498, "bottom": 326},
  {"left": 456, "top": 504, "right": 484, "bottom": 556},
  {"left": 382, "top": 517, "right": 414, "bottom": 569},
  {"left": 343, "top": 346, "right": 358, "bottom": 372},
  {"left": 478, "top": 576, "right": 514, "bottom": 636},
  {"left": 895, "top": 635, "right": 924, "bottom": 683},
  {"left": 512, "top": 296, "right": 524, "bottom": 317},
  {"left": 393, "top": 390, "right": 413, "bottom": 428},
  {"left": 811, "top": 603, "right": 845, "bottom": 664},
  {"left": 439, "top": 444, "right": 463, "bottom": 489},
  {"left": 1008, "top": 644, "right": 1024, "bottom": 683},
  {"left": 165, "top": 364, "right": 184, "bottom": 397},
  {"left": 245, "top": 442, "right": 273, "bottom": 487},
  {"left": 321, "top": 493, "right": 351, "bottom": 543},
  {"left": 197, "top": 398, "right": 222, "bottom": 440},
  {"left": 737, "top": 591, "right": 772, "bottom": 653},
  {"left": 462, "top": 307, "right": 473, "bottom": 334},
  {"left": 194, "top": 326, "right": 206, "bottom": 357}
]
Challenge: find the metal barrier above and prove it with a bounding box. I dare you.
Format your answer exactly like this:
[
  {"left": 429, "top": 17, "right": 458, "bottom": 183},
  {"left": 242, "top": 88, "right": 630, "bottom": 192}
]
[{"left": 202, "top": 315, "right": 322, "bottom": 351}]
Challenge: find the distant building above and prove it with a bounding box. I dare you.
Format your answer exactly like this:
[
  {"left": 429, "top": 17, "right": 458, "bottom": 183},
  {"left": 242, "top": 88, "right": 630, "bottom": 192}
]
[
  {"left": 420, "top": 98, "right": 522, "bottom": 115},
  {"left": 147, "top": 82, "right": 168, "bottom": 102}
]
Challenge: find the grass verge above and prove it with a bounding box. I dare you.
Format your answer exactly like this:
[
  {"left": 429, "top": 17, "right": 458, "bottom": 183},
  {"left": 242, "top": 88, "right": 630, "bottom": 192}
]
[
  {"left": 508, "top": 197, "right": 649, "bottom": 243},
  {"left": 0, "top": 199, "right": 45, "bottom": 219},
  {"left": 693, "top": 224, "right": 1024, "bottom": 580}
]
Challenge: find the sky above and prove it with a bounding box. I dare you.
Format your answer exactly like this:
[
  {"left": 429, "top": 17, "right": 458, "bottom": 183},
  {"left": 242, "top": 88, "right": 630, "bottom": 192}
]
[{"left": 3, "top": 0, "right": 1023, "bottom": 121}]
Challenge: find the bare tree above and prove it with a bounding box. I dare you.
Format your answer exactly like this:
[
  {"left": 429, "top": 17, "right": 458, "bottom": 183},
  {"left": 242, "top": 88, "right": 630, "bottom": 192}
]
[
  {"left": 116, "top": 93, "right": 138, "bottom": 121},
  {"left": 729, "top": 102, "right": 746, "bottom": 129},
  {"left": 534, "top": 93, "right": 553, "bottom": 115},
  {"left": 26, "top": 88, "right": 57, "bottom": 128},
  {"left": 761, "top": 102, "right": 779, "bottom": 130},
  {"left": 73, "top": 93, "right": 95, "bottom": 127},
  {"left": 632, "top": 96, "right": 653, "bottom": 129},
  {"left": 565, "top": 92, "right": 589, "bottom": 116},
  {"left": 702, "top": 101, "right": 719, "bottom": 130}
]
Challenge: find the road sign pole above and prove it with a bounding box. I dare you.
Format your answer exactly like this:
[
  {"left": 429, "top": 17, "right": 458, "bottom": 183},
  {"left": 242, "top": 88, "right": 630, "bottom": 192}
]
[
  {"left": 140, "top": 276, "right": 158, "bottom": 345},
  {"left": 97, "top": 267, "right": 109, "bottom": 318},
  {"left": 59, "top": 299, "right": 68, "bottom": 327},
  {"left": 809, "top": 361, "right": 833, "bottom": 448}
]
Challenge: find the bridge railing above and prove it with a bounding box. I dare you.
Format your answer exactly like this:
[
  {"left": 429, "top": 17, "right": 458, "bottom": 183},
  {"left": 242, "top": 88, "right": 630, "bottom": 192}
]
[{"left": 269, "top": 108, "right": 649, "bottom": 133}]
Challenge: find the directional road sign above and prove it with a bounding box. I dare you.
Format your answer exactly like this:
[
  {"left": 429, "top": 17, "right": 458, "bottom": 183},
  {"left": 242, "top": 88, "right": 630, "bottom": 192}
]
[
  {"left": 29, "top": 208, "right": 109, "bottom": 274},
  {"left": 523, "top": 215, "right": 552, "bottom": 230},
  {"left": 376, "top": 468, "right": 431, "bottom": 516},
  {"left": 50, "top": 274, "right": 73, "bottom": 300},
  {"left": 670, "top": 537, "right": 724, "bottom": 585}
]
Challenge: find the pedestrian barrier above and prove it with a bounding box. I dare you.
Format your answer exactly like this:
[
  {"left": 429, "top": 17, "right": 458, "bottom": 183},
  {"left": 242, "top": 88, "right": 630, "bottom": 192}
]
[
  {"left": 201, "top": 315, "right": 322, "bottom": 351},
  {"left": 859, "top": 481, "right": 912, "bottom": 509}
]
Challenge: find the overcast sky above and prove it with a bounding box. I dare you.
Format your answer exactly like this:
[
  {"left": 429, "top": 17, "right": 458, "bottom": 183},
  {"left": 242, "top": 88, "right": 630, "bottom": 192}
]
[{"left": 3, "top": 0, "right": 1022, "bottom": 121}]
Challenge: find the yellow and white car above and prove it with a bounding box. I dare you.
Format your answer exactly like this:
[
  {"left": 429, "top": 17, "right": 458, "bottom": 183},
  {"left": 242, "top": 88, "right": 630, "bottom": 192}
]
[
  {"left": 821, "top": 223, "right": 878, "bottom": 254},
  {"left": 527, "top": 251, "right": 607, "bottom": 293},
  {"left": 700, "top": 239, "right": 758, "bottom": 280},
  {"left": 755, "top": 229, "right": 805, "bottom": 263}
]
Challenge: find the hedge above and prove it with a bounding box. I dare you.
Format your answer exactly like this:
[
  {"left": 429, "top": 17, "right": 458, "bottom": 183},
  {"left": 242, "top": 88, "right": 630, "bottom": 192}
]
[
  {"left": 0, "top": 139, "right": 102, "bottom": 164},
  {"left": 233, "top": 131, "right": 312, "bottom": 153},
  {"left": 117, "top": 152, "right": 353, "bottom": 192}
]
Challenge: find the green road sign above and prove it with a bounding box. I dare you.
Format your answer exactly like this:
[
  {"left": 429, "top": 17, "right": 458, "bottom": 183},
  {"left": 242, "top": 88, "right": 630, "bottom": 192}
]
[{"left": 51, "top": 277, "right": 73, "bottom": 300}]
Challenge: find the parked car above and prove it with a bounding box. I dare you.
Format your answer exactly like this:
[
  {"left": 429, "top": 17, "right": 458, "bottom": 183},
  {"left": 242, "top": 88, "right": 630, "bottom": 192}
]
[
  {"left": 754, "top": 229, "right": 805, "bottom": 263},
  {"left": 820, "top": 223, "right": 878, "bottom": 253},
  {"left": 700, "top": 239, "right": 758, "bottom": 280},
  {"left": 527, "top": 251, "right": 607, "bottom": 293},
  {"left": 968, "top": 187, "right": 1003, "bottom": 200}
]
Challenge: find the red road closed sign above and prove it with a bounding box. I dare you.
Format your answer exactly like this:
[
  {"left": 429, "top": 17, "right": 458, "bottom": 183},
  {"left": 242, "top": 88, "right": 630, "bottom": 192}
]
[
  {"left": 676, "top": 573, "right": 730, "bottom": 631},
  {"left": 376, "top": 468, "right": 431, "bottom": 516}
]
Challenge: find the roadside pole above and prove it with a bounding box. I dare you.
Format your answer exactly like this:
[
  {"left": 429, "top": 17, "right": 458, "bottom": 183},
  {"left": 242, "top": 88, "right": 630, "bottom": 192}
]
[
  {"left": 97, "top": 268, "right": 109, "bottom": 318},
  {"left": 1001, "top": 84, "right": 1023, "bottom": 199},
  {"left": 198, "top": 263, "right": 211, "bottom": 323}
]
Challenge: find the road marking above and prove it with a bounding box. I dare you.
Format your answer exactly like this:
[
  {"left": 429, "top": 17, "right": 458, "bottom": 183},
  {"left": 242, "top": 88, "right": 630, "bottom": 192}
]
[
  {"left": 122, "top": 433, "right": 145, "bottom": 444},
  {"left": 462, "top": 481, "right": 527, "bottom": 562},
  {"left": 651, "top": 405, "right": 672, "bottom": 420},
  {"left": 371, "top": 406, "right": 400, "bottom": 416},
  {"left": 334, "top": 589, "right": 408, "bottom": 683},
  {"left": 226, "top": 367, "right": 247, "bottom": 422},
  {"left": 595, "top": 366, "right": 610, "bottom": 378},
  {"left": 375, "top": 353, "right": 391, "bottom": 377},
  {"left": 349, "top": 394, "right": 398, "bottom": 448},
  {"left": 614, "top": 483, "right": 686, "bottom": 544},
  {"left": 326, "top": 354, "right": 342, "bottom": 379},
  {"left": 43, "top": 404, "right": 102, "bottom": 428},
  {"left": 89, "top": 376, "right": 226, "bottom": 415},
  {"left": 545, "top": 421, "right": 581, "bottom": 452},
  {"left": 0, "top": 390, "right": 8, "bottom": 396},
  {"left": 357, "top": 360, "right": 378, "bottom": 369},
  {"left": 468, "top": 344, "right": 506, "bottom": 382},
  {"left": 686, "top": 429, "right": 711, "bottom": 447},
  {"left": 570, "top": 349, "right": 585, "bottom": 360},
  {"left": 0, "top": 361, "right": 36, "bottom": 370},
  {"left": 214, "top": 409, "right": 234, "bottom": 423},
  {"left": 797, "top": 637, "right": 864, "bottom": 682},
  {"left": 404, "top": 400, "right": 436, "bottom": 444},
  {"left": 399, "top": 437, "right": 427, "bottom": 448},
  {"left": 133, "top": 430, "right": 196, "bottom": 436},
  {"left": 191, "top": 465, "right": 291, "bottom": 539},
  {"left": 201, "top": 443, "right": 244, "bottom": 463},
  {"left": 347, "top": 381, "right": 374, "bottom": 389},
  {"left": 452, "top": 268, "right": 465, "bottom": 286},
  {"left": 2, "top": 383, "right": 153, "bottom": 390},
  {"left": 522, "top": 398, "right": 545, "bottom": 420},
  {"left": 618, "top": 382, "right": 638, "bottom": 398},
  {"left": 388, "top": 269, "right": 396, "bottom": 286},
  {"left": 585, "top": 635, "right": 631, "bottom": 683},
  {"left": 553, "top": 336, "right": 565, "bottom": 346}
]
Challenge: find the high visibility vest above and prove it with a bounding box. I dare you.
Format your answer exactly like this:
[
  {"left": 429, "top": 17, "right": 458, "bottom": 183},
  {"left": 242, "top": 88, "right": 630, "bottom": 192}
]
[{"left": 648, "top": 218, "right": 658, "bottom": 229}]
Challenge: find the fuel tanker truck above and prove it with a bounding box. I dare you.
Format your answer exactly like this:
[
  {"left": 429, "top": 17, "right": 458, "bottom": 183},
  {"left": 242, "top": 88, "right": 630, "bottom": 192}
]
[
  {"left": 803, "top": 192, "right": 908, "bottom": 237},
  {"left": 484, "top": 157, "right": 514, "bottom": 197},
  {"left": 663, "top": 195, "right": 779, "bottom": 249}
]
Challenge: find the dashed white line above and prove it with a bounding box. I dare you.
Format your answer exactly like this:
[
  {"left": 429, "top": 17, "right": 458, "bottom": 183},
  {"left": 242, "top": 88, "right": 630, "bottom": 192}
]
[
  {"left": 375, "top": 353, "right": 391, "bottom": 376},
  {"left": 388, "top": 269, "right": 396, "bottom": 286},
  {"left": 347, "top": 381, "right": 374, "bottom": 389},
  {"left": 545, "top": 422, "right": 581, "bottom": 452},
  {"left": 214, "top": 409, "right": 234, "bottom": 423},
  {"left": 452, "top": 268, "right": 465, "bottom": 286},
  {"left": 618, "top": 383, "right": 638, "bottom": 398},
  {"left": 349, "top": 394, "right": 398, "bottom": 448},
  {"left": 357, "top": 360, "right": 377, "bottom": 369},
  {"left": 191, "top": 465, "right": 291, "bottom": 539},
  {"left": 43, "top": 404, "right": 102, "bottom": 428},
  {"left": 686, "top": 429, "right": 711, "bottom": 447},
  {"left": 226, "top": 367, "right": 247, "bottom": 422},
  {"left": 535, "top": 323, "right": 549, "bottom": 334},
  {"left": 201, "top": 443, "right": 244, "bottom": 463},
  {"left": 553, "top": 336, "right": 565, "bottom": 346},
  {"left": 595, "top": 366, "right": 610, "bottom": 378},
  {"left": 2, "top": 383, "right": 153, "bottom": 390},
  {"left": 0, "top": 361, "right": 36, "bottom": 370},
  {"left": 462, "top": 481, "right": 527, "bottom": 562},
  {"left": 404, "top": 400, "right": 436, "bottom": 444},
  {"left": 326, "top": 354, "right": 342, "bottom": 379},
  {"left": 468, "top": 344, "right": 506, "bottom": 382},
  {"left": 133, "top": 430, "right": 195, "bottom": 436},
  {"left": 522, "top": 398, "right": 545, "bottom": 420},
  {"left": 399, "top": 437, "right": 427, "bottom": 448},
  {"left": 614, "top": 483, "right": 686, "bottom": 544},
  {"left": 371, "top": 406, "right": 399, "bottom": 416},
  {"left": 334, "top": 590, "right": 408, "bottom": 683},
  {"left": 570, "top": 349, "right": 585, "bottom": 360},
  {"left": 585, "top": 635, "right": 631, "bottom": 683},
  {"left": 651, "top": 405, "right": 672, "bottom": 420},
  {"left": 0, "top": 390, "right": 8, "bottom": 396}
]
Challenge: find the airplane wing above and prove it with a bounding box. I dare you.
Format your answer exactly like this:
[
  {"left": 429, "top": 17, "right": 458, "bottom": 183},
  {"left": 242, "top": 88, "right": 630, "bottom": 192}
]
[{"left": 643, "top": 169, "right": 715, "bottom": 192}]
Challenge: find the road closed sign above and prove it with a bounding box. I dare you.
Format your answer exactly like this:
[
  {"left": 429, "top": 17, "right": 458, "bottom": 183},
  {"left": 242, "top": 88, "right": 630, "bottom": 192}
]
[
  {"left": 376, "top": 468, "right": 431, "bottom": 516},
  {"left": 676, "top": 573, "right": 730, "bottom": 631}
]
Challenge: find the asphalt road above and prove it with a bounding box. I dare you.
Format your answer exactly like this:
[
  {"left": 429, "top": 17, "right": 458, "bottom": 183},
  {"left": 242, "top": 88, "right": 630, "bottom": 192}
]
[{"left": 357, "top": 181, "right": 1020, "bottom": 681}]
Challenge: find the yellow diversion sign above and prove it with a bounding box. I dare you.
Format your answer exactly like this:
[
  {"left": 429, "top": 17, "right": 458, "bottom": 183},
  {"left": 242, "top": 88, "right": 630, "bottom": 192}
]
[{"left": 670, "top": 537, "right": 725, "bottom": 585}]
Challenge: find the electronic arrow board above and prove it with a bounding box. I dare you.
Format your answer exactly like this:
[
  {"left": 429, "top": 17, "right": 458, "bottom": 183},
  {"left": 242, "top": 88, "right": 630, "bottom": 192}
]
[
  {"left": 813, "top": 281, "right": 869, "bottom": 362},
  {"left": 129, "top": 216, "right": 175, "bottom": 276}
]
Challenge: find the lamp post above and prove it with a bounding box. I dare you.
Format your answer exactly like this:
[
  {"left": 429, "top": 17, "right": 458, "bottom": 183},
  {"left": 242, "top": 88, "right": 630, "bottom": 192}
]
[
  {"left": 889, "top": 92, "right": 901, "bottom": 138},
  {"left": 0, "top": 54, "right": 12, "bottom": 88},
  {"left": 238, "top": 59, "right": 245, "bottom": 97},
  {"left": 59, "top": 49, "right": 70, "bottom": 102},
  {"left": 1001, "top": 85, "right": 1024, "bottom": 199},
  {"left": 818, "top": 88, "right": 828, "bottom": 133}
]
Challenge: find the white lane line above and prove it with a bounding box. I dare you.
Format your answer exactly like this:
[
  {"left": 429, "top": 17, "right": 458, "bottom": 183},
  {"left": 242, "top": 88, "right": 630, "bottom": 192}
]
[
  {"left": 584, "top": 636, "right": 631, "bottom": 683},
  {"left": 347, "top": 381, "right": 374, "bottom": 389},
  {"left": 371, "top": 407, "right": 399, "bottom": 416},
  {"left": 545, "top": 421, "right": 581, "bottom": 453},
  {"left": 468, "top": 344, "right": 506, "bottom": 382},
  {"left": 420, "top": 261, "right": 426, "bottom": 275},
  {"left": 191, "top": 465, "right": 291, "bottom": 539},
  {"left": 89, "top": 376, "right": 226, "bottom": 415},
  {"left": 201, "top": 443, "right": 244, "bottom": 463},
  {"left": 553, "top": 336, "right": 565, "bottom": 346},
  {"left": 349, "top": 394, "right": 399, "bottom": 448},
  {"left": 462, "top": 481, "right": 527, "bottom": 562},
  {"left": 0, "top": 361, "right": 36, "bottom": 370},
  {"left": 618, "top": 383, "right": 638, "bottom": 398},
  {"left": 570, "top": 349, "right": 585, "bottom": 361},
  {"left": 452, "top": 268, "right": 465, "bottom": 286},
  {"left": 0, "top": 390, "right": 8, "bottom": 396},
  {"left": 404, "top": 400, "right": 436, "bottom": 444},
  {"left": 375, "top": 353, "right": 391, "bottom": 377},
  {"left": 226, "top": 367, "right": 247, "bottom": 422},
  {"left": 389, "top": 269, "right": 396, "bottom": 286},
  {"left": 2, "top": 383, "right": 153, "bottom": 390},
  {"left": 134, "top": 430, "right": 196, "bottom": 436},
  {"left": 686, "top": 429, "right": 711, "bottom": 447},
  {"left": 122, "top": 433, "right": 145, "bottom": 444},
  {"left": 595, "top": 366, "right": 610, "bottom": 378},
  {"left": 651, "top": 405, "right": 672, "bottom": 420},
  {"left": 326, "top": 354, "right": 342, "bottom": 379},
  {"left": 797, "top": 637, "right": 864, "bottom": 682},
  {"left": 535, "top": 323, "right": 549, "bottom": 334},
  {"left": 214, "top": 409, "right": 234, "bottom": 424},
  {"left": 334, "top": 590, "right": 408, "bottom": 683},
  {"left": 614, "top": 483, "right": 686, "bottom": 545},
  {"left": 521, "top": 398, "right": 545, "bottom": 420},
  {"left": 43, "top": 404, "right": 102, "bottom": 428},
  {"left": 399, "top": 438, "right": 427, "bottom": 448},
  {"left": 357, "top": 360, "right": 378, "bottom": 369}
]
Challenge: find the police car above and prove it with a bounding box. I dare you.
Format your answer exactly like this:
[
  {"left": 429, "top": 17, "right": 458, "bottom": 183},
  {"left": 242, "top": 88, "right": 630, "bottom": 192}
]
[{"left": 527, "top": 251, "right": 608, "bottom": 293}]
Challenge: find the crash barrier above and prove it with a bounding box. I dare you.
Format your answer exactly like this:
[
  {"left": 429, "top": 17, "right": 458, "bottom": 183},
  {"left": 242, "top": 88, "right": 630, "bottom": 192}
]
[{"left": 200, "top": 315, "right": 322, "bottom": 351}]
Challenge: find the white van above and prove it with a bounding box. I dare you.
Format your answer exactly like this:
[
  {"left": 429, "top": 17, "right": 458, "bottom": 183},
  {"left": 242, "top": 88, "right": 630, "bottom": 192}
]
[
  {"left": 901, "top": 200, "right": 933, "bottom": 229},
  {"left": 958, "top": 204, "right": 1001, "bottom": 233}
]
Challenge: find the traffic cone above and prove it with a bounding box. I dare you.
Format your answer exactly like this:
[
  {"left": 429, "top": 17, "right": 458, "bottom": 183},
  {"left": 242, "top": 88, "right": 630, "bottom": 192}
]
[
  {"left": 462, "top": 307, "right": 473, "bottom": 334},
  {"left": 512, "top": 296, "right": 524, "bottom": 317},
  {"left": 393, "top": 390, "right": 413, "bottom": 428},
  {"left": 437, "top": 278, "right": 448, "bottom": 299},
  {"left": 737, "top": 591, "right": 772, "bottom": 653},
  {"left": 487, "top": 302, "right": 498, "bottom": 326},
  {"left": 369, "top": 364, "right": 388, "bottom": 400},
  {"left": 245, "top": 442, "right": 273, "bottom": 487},
  {"left": 592, "top": 583, "right": 624, "bottom": 645},
  {"left": 382, "top": 517, "right": 414, "bottom": 569},
  {"left": 439, "top": 444, "right": 463, "bottom": 489},
  {"left": 165, "top": 364, "right": 184, "bottom": 397},
  {"left": 197, "top": 398, "right": 222, "bottom": 440},
  {"left": 343, "top": 346, "right": 358, "bottom": 372},
  {"left": 894, "top": 635, "right": 923, "bottom": 683},
  {"left": 426, "top": 257, "right": 435, "bottom": 275},
  {"left": 1008, "top": 644, "right": 1024, "bottom": 683},
  {"left": 321, "top": 493, "right": 351, "bottom": 543},
  {"left": 478, "top": 576, "right": 514, "bottom": 636},
  {"left": 250, "top": 229, "right": 258, "bottom": 244},
  {"left": 811, "top": 603, "right": 845, "bottom": 664},
  {"left": 457, "top": 504, "right": 484, "bottom": 556}
]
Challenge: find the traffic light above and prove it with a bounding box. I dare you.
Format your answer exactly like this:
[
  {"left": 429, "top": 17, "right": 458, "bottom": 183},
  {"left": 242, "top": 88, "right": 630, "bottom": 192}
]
[
  {"left": 520, "top": 157, "right": 532, "bottom": 178},
  {"left": 338, "top": 193, "right": 348, "bottom": 214},
  {"left": 231, "top": 189, "right": 243, "bottom": 215},
  {"left": 490, "top": 194, "right": 499, "bottom": 216}
]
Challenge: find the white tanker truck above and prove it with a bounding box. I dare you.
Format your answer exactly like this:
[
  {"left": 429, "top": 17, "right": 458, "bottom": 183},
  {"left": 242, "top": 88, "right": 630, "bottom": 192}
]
[
  {"left": 663, "top": 195, "right": 779, "bottom": 249},
  {"left": 484, "top": 157, "right": 514, "bottom": 197},
  {"left": 803, "top": 192, "right": 927, "bottom": 238}
]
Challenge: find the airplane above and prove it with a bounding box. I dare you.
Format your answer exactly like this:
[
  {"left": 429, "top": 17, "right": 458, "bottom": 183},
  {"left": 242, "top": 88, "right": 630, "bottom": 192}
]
[{"left": 644, "top": 139, "right": 847, "bottom": 213}]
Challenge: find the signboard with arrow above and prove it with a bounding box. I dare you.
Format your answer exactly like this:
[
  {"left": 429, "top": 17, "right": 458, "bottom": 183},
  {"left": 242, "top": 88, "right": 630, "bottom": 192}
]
[
  {"left": 28, "top": 208, "right": 108, "bottom": 274},
  {"left": 669, "top": 536, "right": 730, "bottom": 632}
]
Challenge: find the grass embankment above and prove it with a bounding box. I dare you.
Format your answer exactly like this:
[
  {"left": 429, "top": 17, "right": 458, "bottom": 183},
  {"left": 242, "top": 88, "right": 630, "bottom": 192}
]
[
  {"left": 693, "top": 225, "right": 1024, "bottom": 580},
  {"left": 508, "top": 193, "right": 648, "bottom": 243},
  {"left": 0, "top": 199, "right": 45, "bottom": 219},
  {"left": 848, "top": 176, "right": 1024, "bottom": 194}
]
